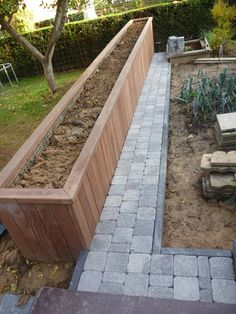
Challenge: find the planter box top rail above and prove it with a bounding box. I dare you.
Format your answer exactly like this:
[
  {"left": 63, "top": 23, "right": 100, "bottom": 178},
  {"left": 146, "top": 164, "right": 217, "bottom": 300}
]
[{"left": 0, "top": 17, "right": 153, "bottom": 204}]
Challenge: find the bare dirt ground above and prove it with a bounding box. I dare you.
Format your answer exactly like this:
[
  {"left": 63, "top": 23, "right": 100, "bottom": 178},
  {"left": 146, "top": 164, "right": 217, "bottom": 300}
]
[
  {"left": 0, "top": 22, "right": 144, "bottom": 297},
  {"left": 13, "top": 21, "right": 144, "bottom": 189},
  {"left": 164, "top": 63, "right": 236, "bottom": 250}
]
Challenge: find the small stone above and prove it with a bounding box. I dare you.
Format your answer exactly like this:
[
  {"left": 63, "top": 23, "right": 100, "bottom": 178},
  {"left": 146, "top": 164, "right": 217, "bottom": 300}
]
[
  {"left": 148, "top": 286, "right": 173, "bottom": 299},
  {"left": 131, "top": 236, "right": 152, "bottom": 254},
  {"left": 124, "top": 274, "right": 149, "bottom": 297},
  {"left": 105, "top": 252, "right": 129, "bottom": 272},
  {"left": 77, "top": 271, "right": 102, "bottom": 292},
  {"left": 127, "top": 253, "right": 150, "bottom": 274},
  {"left": 174, "top": 277, "right": 199, "bottom": 301}
]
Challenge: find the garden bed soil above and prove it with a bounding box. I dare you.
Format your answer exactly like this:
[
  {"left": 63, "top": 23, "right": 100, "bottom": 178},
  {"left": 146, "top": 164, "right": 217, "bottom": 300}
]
[
  {"left": 164, "top": 63, "right": 236, "bottom": 250},
  {"left": 13, "top": 21, "right": 145, "bottom": 189},
  {"left": 0, "top": 21, "right": 145, "bottom": 296}
]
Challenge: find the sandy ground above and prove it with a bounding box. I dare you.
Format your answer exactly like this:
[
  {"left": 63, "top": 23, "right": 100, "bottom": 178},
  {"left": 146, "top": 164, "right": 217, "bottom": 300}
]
[
  {"left": 164, "top": 63, "right": 236, "bottom": 250},
  {"left": 13, "top": 21, "right": 144, "bottom": 189}
]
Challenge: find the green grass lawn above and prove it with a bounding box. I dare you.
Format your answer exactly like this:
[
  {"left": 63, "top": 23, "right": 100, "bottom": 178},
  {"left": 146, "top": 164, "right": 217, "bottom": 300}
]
[{"left": 0, "top": 69, "right": 83, "bottom": 170}]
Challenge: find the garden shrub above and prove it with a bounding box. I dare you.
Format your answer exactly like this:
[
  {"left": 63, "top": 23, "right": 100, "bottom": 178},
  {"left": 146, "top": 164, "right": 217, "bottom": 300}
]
[{"left": 0, "top": 0, "right": 215, "bottom": 78}]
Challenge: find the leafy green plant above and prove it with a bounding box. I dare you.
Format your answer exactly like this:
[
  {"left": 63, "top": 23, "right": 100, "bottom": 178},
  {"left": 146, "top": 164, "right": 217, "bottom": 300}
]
[
  {"left": 206, "top": 0, "right": 236, "bottom": 51},
  {"left": 177, "top": 68, "right": 236, "bottom": 122}
]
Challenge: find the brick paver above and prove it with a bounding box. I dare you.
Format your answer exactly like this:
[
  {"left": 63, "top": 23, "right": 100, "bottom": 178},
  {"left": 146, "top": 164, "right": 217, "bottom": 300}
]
[{"left": 77, "top": 53, "right": 236, "bottom": 305}]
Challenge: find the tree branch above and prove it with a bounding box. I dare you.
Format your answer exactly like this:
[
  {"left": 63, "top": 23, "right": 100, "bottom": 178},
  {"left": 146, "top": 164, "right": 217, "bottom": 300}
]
[
  {"left": 45, "top": 0, "right": 69, "bottom": 59},
  {"left": 0, "top": 17, "right": 44, "bottom": 63}
]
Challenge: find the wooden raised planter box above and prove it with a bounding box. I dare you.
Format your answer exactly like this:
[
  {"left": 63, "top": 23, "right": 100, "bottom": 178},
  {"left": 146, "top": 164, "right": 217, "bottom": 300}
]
[{"left": 0, "top": 18, "right": 154, "bottom": 261}]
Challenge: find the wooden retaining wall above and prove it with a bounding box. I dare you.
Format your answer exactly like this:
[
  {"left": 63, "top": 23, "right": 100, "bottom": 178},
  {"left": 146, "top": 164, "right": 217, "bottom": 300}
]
[{"left": 0, "top": 18, "right": 154, "bottom": 261}]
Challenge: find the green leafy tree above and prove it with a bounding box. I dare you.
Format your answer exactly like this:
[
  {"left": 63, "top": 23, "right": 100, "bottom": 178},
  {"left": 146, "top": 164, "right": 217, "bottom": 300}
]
[
  {"left": 11, "top": 7, "right": 35, "bottom": 33},
  {"left": 0, "top": 0, "right": 83, "bottom": 92}
]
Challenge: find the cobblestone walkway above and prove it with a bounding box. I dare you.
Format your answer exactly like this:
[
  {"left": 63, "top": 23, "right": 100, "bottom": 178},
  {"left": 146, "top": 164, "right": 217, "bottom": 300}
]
[{"left": 77, "top": 53, "right": 236, "bottom": 305}]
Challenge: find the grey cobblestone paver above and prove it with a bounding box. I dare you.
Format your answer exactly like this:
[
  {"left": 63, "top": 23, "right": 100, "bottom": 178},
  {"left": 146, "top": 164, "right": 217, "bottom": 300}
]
[
  {"left": 174, "top": 255, "right": 198, "bottom": 277},
  {"left": 77, "top": 53, "right": 235, "bottom": 304},
  {"left": 210, "top": 257, "right": 235, "bottom": 280},
  {"left": 174, "top": 277, "right": 199, "bottom": 301}
]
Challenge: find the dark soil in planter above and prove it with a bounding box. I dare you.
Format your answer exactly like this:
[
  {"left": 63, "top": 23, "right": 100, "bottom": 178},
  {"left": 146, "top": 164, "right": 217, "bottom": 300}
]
[
  {"left": 164, "top": 63, "right": 236, "bottom": 250},
  {"left": 13, "top": 21, "right": 145, "bottom": 189},
  {"left": 0, "top": 21, "right": 145, "bottom": 297}
]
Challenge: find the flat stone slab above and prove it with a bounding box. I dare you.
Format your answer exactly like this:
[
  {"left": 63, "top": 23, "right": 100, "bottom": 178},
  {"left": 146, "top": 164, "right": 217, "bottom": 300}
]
[
  {"left": 30, "top": 288, "right": 236, "bottom": 314},
  {"left": 217, "top": 112, "right": 236, "bottom": 133},
  {"left": 209, "top": 173, "right": 236, "bottom": 189},
  {"left": 174, "top": 277, "right": 199, "bottom": 301},
  {"left": 201, "top": 154, "right": 236, "bottom": 173},
  {"left": 211, "top": 151, "right": 236, "bottom": 167}
]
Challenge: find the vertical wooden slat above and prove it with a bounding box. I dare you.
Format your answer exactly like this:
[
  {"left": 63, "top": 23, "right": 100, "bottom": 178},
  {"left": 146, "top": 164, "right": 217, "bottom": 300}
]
[
  {"left": 0, "top": 204, "right": 34, "bottom": 259},
  {"left": 50, "top": 204, "right": 82, "bottom": 260},
  {"left": 36, "top": 204, "right": 74, "bottom": 261},
  {"left": 78, "top": 184, "right": 96, "bottom": 234}
]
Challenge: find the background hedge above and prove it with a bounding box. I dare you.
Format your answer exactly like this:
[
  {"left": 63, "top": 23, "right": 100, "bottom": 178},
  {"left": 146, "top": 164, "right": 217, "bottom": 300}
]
[{"left": 0, "top": 0, "right": 215, "bottom": 78}]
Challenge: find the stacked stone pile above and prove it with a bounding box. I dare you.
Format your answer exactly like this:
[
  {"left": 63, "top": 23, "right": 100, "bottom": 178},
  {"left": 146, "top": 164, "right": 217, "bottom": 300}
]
[
  {"left": 201, "top": 151, "right": 236, "bottom": 199},
  {"left": 215, "top": 112, "right": 236, "bottom": 150}
]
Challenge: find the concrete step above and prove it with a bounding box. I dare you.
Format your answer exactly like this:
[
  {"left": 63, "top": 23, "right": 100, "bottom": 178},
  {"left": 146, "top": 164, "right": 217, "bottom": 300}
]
[{"left": 211, "top": 151, "right": 236, "bottom": 167}]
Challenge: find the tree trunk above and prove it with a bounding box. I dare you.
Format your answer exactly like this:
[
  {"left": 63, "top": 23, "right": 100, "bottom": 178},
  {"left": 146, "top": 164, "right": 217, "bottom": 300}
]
[{"left": 42, "top": 59, "right": 57, "bottom": 93}]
